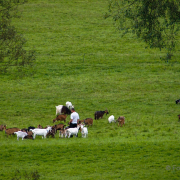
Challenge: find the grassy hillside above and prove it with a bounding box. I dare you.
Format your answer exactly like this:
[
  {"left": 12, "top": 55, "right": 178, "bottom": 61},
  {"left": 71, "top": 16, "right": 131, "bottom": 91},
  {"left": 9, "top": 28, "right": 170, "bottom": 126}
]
[{"left": 0, "top": 0, "right": 180, "bottom": 179}]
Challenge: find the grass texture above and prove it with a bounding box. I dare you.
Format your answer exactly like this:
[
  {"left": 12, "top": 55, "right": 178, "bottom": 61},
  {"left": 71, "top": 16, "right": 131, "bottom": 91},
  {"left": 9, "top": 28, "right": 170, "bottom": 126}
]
[{"left": 0, "top": 0, "right": 180, "bottom": 179}]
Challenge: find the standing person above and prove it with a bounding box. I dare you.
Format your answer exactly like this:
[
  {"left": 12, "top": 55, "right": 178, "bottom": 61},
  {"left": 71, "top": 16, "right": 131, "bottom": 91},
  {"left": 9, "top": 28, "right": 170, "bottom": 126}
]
[{"left": 69, "top": 108, "right": 79, "bottom": 128}]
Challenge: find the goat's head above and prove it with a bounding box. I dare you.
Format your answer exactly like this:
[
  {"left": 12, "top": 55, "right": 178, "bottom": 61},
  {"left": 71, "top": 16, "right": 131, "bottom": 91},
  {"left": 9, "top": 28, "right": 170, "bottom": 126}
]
[{"left": 105, "top": 109, "right": 109, "bottom": 115}]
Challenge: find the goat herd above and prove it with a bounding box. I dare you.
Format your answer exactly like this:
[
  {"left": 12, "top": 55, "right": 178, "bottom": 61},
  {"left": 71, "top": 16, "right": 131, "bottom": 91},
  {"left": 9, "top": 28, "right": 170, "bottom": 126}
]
[{"left": 0, "top": 101, "right": 125, "bottom": 141}]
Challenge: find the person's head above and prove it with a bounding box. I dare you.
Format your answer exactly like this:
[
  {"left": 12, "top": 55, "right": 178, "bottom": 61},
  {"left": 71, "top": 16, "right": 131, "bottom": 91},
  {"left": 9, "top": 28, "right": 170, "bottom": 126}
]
[{"left": 71, "top": 108, "right": 75, "bottom": 112}]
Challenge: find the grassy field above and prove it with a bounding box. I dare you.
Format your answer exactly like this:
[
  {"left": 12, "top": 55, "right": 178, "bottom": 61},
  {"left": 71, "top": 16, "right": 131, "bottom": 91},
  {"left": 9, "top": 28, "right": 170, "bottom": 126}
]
[{"left": 0, "top": 0, "right": 180, "bottom": 179}]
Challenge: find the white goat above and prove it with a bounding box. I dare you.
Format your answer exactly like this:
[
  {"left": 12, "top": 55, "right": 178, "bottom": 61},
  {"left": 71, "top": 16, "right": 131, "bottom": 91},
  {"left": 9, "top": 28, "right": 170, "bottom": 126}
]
[
  {"left": 56, "top": 105, "right": 63, "bottom": 115},
  {"left": 14, "top": 131, "right": 28, "bottom": 140},
  {"left": 66, "top": 101, "right": 74, "bottom": 109},
  {"left": 108, "top": 115, "right": 115, "bottom": 123},
  {"left": 81, "top": 127, "right": 88, "bottom": 138},
  {"left": 32, "top": 127, "right": 52, "bottom": 139},
  {"left": 65, "top": 128, "right": 78, "bottom": 138}
]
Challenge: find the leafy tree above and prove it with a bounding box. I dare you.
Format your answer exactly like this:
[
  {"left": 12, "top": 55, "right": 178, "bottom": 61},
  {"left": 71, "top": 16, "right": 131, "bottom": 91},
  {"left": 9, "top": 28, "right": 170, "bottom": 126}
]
[
  {"left": 105, "top": 0, "right": 180, "bottom": 61},
  {"left": 0, "top": 0, "right": 36, "bottom": 75}
]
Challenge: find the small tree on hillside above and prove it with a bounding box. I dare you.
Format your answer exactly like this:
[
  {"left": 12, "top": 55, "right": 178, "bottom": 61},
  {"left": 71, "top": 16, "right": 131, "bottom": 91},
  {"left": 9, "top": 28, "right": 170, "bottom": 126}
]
[
  {"left": 105, "top": 0, "right": 180, "bottom": 61},
  {"left": 0, "top": 0, "right": 36, "bottom": 75}
]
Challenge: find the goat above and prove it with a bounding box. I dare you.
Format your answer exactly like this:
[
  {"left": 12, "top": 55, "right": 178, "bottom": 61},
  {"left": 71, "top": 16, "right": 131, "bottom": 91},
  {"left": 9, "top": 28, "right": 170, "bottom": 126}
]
[
  {"left": 0, "top": 125, "right": 6, "bottom": 131},
  {"left": 5, "top": 127, "right": 21, "bottom": 137},
  {"left": 21, "top": 128, "right": 28, "bottom": 132},
  {"left": 178, "top": 114, "right": 180, "bottom": 121},
  {"left": 56, "top": 105, "right": 71, "bottom": 115},
  {"left": 47, "top": 127, "right": 56, "bottom": 138},
  {"left": 28, "top": 126, "right": 35, "bottom": 132},
  {"left": 52, "top": 124, "right": 66, "bottom": 133},
  {"left": 66, "top": 101, "right": 74, "bottom": 109},
  {"left": 53, "top": 114, "right": 67, "bottom": 123},
  {"left": 31, "top": 127, "right": 52, "bottom": 139},
  {"left": 37, "top": 124, "right": 43, "bottom": 129},
  {"left": 115, "top": 116, "right": 125, "bottom": 127},
  {"left": 108, "top": 115, "right": 115, "bottom": 123},
  {"left": 79, "top": 118, "right": 93, "bottom": 126},
  {"left": 24, "top": 131, "right": 33, "bottom": 140},
  {"left": 65, "top": 128, "right": 79, "bottom": 138},
  {"left": 14, "top": 131, "right": 28, "bottom": 140},
  {"left": 59, "top": 129, "right": 67, "bottom": 138},
  {"left": 94, "top": 109, "right": 109, "bottom": 120},
  {"left": 78, "top": 124, "right": 88, "bottom": 138}
]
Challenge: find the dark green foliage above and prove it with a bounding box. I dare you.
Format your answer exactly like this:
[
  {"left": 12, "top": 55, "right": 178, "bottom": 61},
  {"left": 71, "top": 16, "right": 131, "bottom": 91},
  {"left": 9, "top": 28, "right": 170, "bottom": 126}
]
[
  {"left": 0, "top": 0, "right": 36, "bottom": 75},
  {"left": 106, "top": 0, "right": 180, "bottom": 61}
]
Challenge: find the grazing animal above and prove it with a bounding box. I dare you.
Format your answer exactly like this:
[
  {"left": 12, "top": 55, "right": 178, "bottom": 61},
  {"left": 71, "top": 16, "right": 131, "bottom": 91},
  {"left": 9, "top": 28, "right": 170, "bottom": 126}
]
[
  {"left": 55, "top": 105, "right": 71, "bottom": 115},
  {"left": 37, "top": 124, "right": 43, "bottom": 129},
  {"left": 78, "top": 124, "right": 88, "bottom": 138},
  {"left": 47, "top": 127, "right": 56, "bottom": 138},
  {"left": 59, "top": 129, "right": 67, "bottom": 138},
  {"left": 24, "top": 131, "right": 33, "bottom": 140},
  {"left": 5, "top": 127, "right": 21, "bottom": 137},
  {"left": 0, "top": 125, "right": 6, "bottom": 131},
  {"left": 178, "top": 114, "right": 180, "bottom": 121},
  {"left": 108, "top": 115, "right": 115, "bottom": 123},
  {"left": 94, "top": 109, "right": 109, "bottom": 120},
  {"left": 65, "top": 128, "right": 79, "bottom": 138},
  {"left": 115, "top": 116, "right": 125, "bottom": 127},
  {"left": 53, "top": 114, "right": 67, "bottom": 123},
  {"left": 52, "top": 124, "right": 66, "bottom": 133},
  {"left": 81, "top": 127, "right": 88, "bottom": 138},
  {"left": 14, "top": 131, "right": 28, "bottom": 140},
  {"left": 31, "top": 127, "right": 52, "bottom": 139},
  {"left": 66, "top": 101, "right": 74, "bottom": 109},
  {"left": 176, "top": 99, "right": 180, "bottom": 104},
  {"left": 28, "top": 126, "right": 35, "bottom": 132},
  {"left": 21, "top": 128, "right": 28, "bottom": 132},
  {"left": 79, "top": 118, "right": 93, "bottom": 126}
]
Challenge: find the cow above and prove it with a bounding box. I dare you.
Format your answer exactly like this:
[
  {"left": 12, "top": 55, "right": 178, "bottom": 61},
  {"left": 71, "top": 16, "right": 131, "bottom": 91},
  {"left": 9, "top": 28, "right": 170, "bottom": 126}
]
[
  {"left": 115, "top": 116, "right": 125, "bottom": 127},
  {"left": 5, "top": 127, "right": 21, "bottom": 137},
  {"left": 55, "top": 105, "right": 71, "bottom": 115},
  {"left": 94, "top": 109, "right": 109, "bottom": 120},
  {"left": 176, "top": 99, "right": 180, "bottom": 104},
  {"left": 53, "top": 114, "right": 67, "bottom": 123},
  {"left": 79, "top": 118, "right": 93, "bottom": 126},
  {"left": 0, "top": 125, "right": 6, "bottom": 131}
]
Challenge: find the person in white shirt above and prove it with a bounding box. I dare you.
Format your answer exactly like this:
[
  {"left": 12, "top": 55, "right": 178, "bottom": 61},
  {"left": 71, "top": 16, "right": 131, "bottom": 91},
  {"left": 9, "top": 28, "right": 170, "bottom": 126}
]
[{"left": 69, "top": 108, "right": 79, "bottom": 128}]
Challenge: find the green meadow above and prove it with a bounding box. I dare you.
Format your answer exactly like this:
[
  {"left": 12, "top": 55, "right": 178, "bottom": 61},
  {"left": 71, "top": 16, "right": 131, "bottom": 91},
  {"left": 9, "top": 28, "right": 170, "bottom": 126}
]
[{"left": 0, "top": 0, "right": 180, "bottom": 179}]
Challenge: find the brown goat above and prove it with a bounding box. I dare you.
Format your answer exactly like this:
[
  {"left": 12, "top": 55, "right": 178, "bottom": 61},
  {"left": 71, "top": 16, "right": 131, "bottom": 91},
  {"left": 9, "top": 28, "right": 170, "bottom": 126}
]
[
  {"left": 24, "top": 131, "right": 33, "bottom": 139},
  {"left": 52, "top": 124, "right": 66, "bottom": 133},
  {"left": 0, "top": 125, "right": 6, "bottom": 131},
  {"left": 5, "top": 127, "right": 21, "bottom": 137},
  {"left": 37, "top": 124, "right": 43, "bottom": 129},
  {"left": 59, "top": 129, "right": 67, "bottom": 138},
  {"left": 53, "top": 114, "right": 67, "bottom": 123},
  {"left": 79, "top": 118, "right": 93, "bottom": 126},
  {"left": 116, "top": 116, "right": 125, "bottom": 127},
  {"left": 178, "top": 114, "right": 180, "bottom": 121},
  {"left": 47, "top": 127, "right": 56, "bottom": 138}
]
